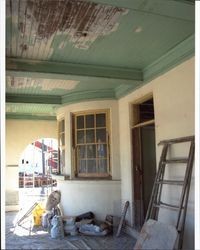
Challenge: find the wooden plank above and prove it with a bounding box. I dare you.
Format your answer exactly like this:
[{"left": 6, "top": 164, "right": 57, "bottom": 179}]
[
  {"left": 153, "top": 202, "right": 180, "bottom": 211},
  {"left": 155, "top": 180, "right": 184, "bottom": 185},
  {"left": 158, "top": 136, "right": 194, "bottom": 145},
  {"left": 80, "top": 240, "right": 91, "bottom": 250},
  {"left": 132, "top": 119, "right": 155, "bottom": 129},
  {"left": 66, "top": 241, "right": 78, "bottom": 250},
  {"left": 116, "top": 200, "right": 129, "bottom": 237},
  {"left": 134, "top": 219, "right": 178, "bottom": 250},
  {"left": 164, "top": 158, "right": 188, "bottom": 164}
]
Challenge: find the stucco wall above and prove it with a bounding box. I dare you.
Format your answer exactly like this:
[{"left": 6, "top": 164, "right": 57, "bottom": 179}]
[
  {"left": 57, "top": 180, "right": 121, "bottom": 221},
  {"left": 118, "top": 57, "right": 194, "bottom": 249},
  {"left": 56, "top": 100, "right": 121, "bottom": 220},
  {"left": 6, "top": 119, "right": 57, "bottom": 166},
  {"left": 6, "top": 119, "right": 57, "bottom": 209}
]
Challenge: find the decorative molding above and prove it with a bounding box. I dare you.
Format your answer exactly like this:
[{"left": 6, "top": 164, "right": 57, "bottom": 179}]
[
  {"left": 62, "top": 89, "right": 116, "bottom": 104},
  {"left": 6, "top": 58, "right": 143, "bottom": 81},
  {"left": 6, "top": 94, "right": 62, "bottom": 104},
  {"left": 143, "top": 34, "right": 194, "bottom": 82},
  {"left": 6, "top": 114, "right": 56, "bottom": 120},
  {"left": 115, "top": 83, "right": 141, "bottom": 98}
]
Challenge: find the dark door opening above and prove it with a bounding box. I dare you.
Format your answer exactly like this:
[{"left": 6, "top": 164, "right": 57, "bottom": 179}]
[{"left": 132, "top": 98, "right": 156, "bottom": 229}]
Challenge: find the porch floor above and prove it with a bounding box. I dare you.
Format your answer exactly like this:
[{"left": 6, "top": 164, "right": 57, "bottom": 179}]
[{"left": 6, "top": 212, "right": 137, "bottom": 250}]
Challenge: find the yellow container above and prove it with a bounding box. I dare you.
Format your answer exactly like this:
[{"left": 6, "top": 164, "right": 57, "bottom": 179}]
[{"left": 32, "top": 204, "right": 45, "bottom": 226}]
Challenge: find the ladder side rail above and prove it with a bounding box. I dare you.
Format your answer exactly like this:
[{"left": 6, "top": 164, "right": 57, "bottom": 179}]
[
  {"left": 145, "top": 144, "right": 168, "bottom": 221},
  {"left": 16, "top": 202, "right": 38, "bottom": 226},
  {"left": 177, "top": 164, "right": 194, "bottom": 250},
  {"left": 177, "top": 141, "right": 194, "bottom": 250},
  {"left": 152, "top": 144, "right": 169, "bottom": 220},
  {"left": 154, "top": 163, "right": 166, "bottom": 220},
  {"left": 176, "top": 141, "right": 195, "bottom": 230}
]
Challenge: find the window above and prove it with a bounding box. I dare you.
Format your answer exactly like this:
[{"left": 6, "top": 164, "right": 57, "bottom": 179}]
[
  {"left": 58, "top": 119, "right": 65, "bottom": 174},
  {"left": 72, "top": 110, "right": 110, "bottom": 177}
]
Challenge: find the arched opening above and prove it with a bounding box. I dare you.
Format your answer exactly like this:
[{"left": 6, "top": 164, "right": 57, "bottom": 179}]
[{"left": 18, "top": 138, "right": 58, "bottom": 208}]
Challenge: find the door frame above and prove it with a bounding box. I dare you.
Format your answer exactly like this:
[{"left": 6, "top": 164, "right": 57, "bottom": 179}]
[
  {"left": 131, "top": 94, "right": 155, "bottom": 229},
  {"left": 132, "top": 120, "right": 155, "bottom": 228}
]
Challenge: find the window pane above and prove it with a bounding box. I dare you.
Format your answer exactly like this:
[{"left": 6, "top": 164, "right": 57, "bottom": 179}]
[
  {"left": 87, "top": 160, "right": 96, "bottom": 173},
  {"left": 77, "top": 145, "right": 86, "bottom": 158},
  {"left": 79, "top": 160, "right": 86, "bottom": 173},
  {"left": 96, "top": 128, "right": 106, "bottom": 143},
  {"left": 87, "top": 145, "right": 96, "bottom": 158},
  {"left": 59, "top": 120, "right": 65, "bottom": 132},
  {"left": 77, "top": 116, "right": 84, "bottom": 129},
  {"left": 74, "top": 111, "right": 109, "bottom": 177},
  {"left": 77, "top": 130, "right": 84, "bottom": 144},
  {"left": 97, "top": 159, "right": 107, "bottom": 173},
  {"left": 97, "top": 144, "right": 107, "bottom": 158},
  {"left": 86, "top": 130, "right": 95, "bottom": 143},
  {"left": 86, "top": 115, "right": 94, "bottom": 128},
  {"left": 96, "top": 113, "right": 106, "bottom": 127},
  {"left": 59, "top": 133, "right": 65, "bottom": 146}
]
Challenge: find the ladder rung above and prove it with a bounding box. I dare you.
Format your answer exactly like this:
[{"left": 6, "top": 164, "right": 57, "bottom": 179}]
[
  {"left": 153, "top": 202, "right": 181, "bottom": 211},
  {"left": 156, "top": 180, "right": 184, "bottom": 185},
  {"left": 158, "top": 136, "right": 194, "bottom": 145},
  {"left": 163, "top": 158, "right": 188, "bottom": 164}
]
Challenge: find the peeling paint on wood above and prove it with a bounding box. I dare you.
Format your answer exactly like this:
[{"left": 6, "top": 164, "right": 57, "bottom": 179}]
[
  {"left": 7, "top": 76, "right": 79, "bottom": 91},
  {"left": 7, "top": 0, "right": 128, "bottom": 57}
]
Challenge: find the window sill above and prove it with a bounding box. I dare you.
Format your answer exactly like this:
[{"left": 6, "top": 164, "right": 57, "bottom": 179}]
[
  {"left": 51, "top": 174, "right": 70, "bottom": 181},
  {"left": 52, "top": 174, "right": 119, "bottom": 182},
  {"left": 72, "top": 176, "right": 112, "bottom": 181}
]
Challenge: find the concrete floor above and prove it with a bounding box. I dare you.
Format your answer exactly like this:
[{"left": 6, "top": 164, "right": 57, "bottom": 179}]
[{"left": 6, "top": 211, "right": 136, "bottom": 250}]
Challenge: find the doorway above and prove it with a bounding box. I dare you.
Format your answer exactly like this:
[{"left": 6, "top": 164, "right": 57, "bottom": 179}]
[{"left": 132, "top": 98, "right": 156, "bottom": 229}]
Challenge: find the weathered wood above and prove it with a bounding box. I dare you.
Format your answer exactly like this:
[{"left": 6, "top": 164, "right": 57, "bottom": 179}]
[
  {"left": 116, "top": 201, "right": 129, "bottom": 237},
  {"left": 164, "top": 158, "right": 188, "bottom": 164},
  {"left": 158, "top": 135, "right": 194, "bottom": 145},
  {"left": 66, "top": 241, "right": 79, "bottom": 250},
  {"left": 155, "top": 180, "right": 184, "bottom": 185},
  {"left": 80, "top": 240, "right": 91, "bottom": 250},
  {"left": 134, "top": 219, "right": 178, "bottom": 250},
  {"left": 153, "top": 202, "right": 180, "bottom": 211},
  {"left": 132, "top": 119, "right": 154, "bottom": 129}
]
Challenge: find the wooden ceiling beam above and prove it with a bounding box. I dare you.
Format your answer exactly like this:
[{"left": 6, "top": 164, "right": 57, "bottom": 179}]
[
  {"left": 6, "top": 94, "right": 61, "bottom": 105},
  {"left": 6, "top": 58, "right": 143, "bottom": 82}
]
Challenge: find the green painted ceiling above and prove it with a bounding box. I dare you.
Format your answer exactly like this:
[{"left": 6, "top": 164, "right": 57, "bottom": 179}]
[{"left": 6, "top": 0, "right": 195, "bottom": 119}]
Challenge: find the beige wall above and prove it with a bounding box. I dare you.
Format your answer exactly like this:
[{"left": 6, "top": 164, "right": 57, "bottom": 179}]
[
  {"left": 57, "top": 180, "right": 121, "bottom": 221},
  {"left": 118, "top": 57, "right": 194, "bottom": 249},
  {"left": 6, "top": 119, "right": 57, "bottom": 166}
]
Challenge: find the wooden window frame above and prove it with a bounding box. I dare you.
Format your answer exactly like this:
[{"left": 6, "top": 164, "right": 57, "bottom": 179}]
[
  {"left": 72, "top": 109, "right": 111, "bottom": 178},
  {"left": 58, "top": 118, "right": 65, "bottom": 174}
]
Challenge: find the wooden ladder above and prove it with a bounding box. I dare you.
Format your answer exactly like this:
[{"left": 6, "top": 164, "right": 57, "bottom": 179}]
[{"left": 145, "top": 136, "right": 195, "bottom": 250}]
